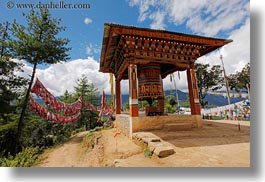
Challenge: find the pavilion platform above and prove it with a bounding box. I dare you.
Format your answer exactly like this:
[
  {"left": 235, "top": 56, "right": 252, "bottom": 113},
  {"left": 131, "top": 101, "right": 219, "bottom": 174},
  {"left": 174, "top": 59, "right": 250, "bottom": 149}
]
[{"left": 115, "top": 112, "right": 202, "bottom": 138}]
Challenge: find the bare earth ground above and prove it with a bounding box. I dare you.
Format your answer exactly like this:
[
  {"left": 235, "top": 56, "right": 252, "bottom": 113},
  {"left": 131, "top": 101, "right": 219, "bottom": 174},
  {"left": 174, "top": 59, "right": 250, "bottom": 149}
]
[{"left": 36, "top": 120, "right": 250, "bottom": 167}]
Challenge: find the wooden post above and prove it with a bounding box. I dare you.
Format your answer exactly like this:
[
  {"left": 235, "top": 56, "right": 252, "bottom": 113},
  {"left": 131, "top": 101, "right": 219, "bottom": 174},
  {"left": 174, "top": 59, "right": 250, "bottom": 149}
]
[
  {"left": 115, "top": 79, "right": 121, "bottom": 114},
  {"left": 187, "top": 64, "right": 201, "bottom": 115},
  {"left": 158, "top": 73, "right": 165, "bottom": 114},
  {"left": 158, "top": 99, "right": 164, "bottom": 114},
  {"left": 128, "top": 64, "right": 139, "bottom": 117}
]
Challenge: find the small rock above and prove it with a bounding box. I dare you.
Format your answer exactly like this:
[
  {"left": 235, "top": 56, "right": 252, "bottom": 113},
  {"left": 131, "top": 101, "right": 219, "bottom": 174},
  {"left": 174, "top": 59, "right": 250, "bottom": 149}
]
[
  {"left": 113, "top": 159, "right": 124, "bottom": 167},
  {"left": 113, "top": 159, "right": 121, "bottom": 164}
]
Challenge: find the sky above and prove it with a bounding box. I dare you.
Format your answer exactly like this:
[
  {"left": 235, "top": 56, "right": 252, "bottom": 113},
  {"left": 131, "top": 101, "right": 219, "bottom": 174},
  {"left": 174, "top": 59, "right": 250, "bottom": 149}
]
[{"left": 0, "top": 0, "right": 250, "bottom": 96}]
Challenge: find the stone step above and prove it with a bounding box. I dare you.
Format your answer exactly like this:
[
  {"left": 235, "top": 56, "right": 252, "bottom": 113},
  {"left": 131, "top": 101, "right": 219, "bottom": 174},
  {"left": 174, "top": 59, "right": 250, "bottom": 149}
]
[
  {"left": 133, "top": 132, "right": 175, "bottom": 158},
  {"left": 142, "top": 137, "right": 161, "bottom": 143},
  {"left": 153, "top": 144, "right": 175, "bottom": 158},
  {"left": 164, "top": 122, "right": 192, "bottom": 131}
]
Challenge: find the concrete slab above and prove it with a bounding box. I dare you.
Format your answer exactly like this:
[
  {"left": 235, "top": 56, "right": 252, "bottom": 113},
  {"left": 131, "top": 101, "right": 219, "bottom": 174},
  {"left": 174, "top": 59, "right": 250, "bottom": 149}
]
[{"left": 164, "top": 122, "right": 192, "bottom": 131}]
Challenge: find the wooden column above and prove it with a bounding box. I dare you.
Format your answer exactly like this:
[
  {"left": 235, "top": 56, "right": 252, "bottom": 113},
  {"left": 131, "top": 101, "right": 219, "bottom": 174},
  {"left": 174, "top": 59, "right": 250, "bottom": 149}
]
[
  {"left": 158, "top": 74, "right": 165, "bottom": 113},
  {"left": 187, "top": 63, "right": 201, "bottom": 115},
  {"left": 115, "top": 79, "right": 121, "bottom": 114},
  {"left": 158, "top": 99, "right": 164, "bottom": 113},
  {"left": 128, "top": 64, "right": 139, "bottom": 117}
]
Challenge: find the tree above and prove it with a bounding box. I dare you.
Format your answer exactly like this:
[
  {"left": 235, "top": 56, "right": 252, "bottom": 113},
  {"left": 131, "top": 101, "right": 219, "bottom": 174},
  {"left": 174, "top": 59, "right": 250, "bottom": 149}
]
[
  {"left": 228, "top": 63, "right": 250, "bottom": 92},
  {"left": 60, "top": 90, "right": 74, "bottom": 104},
  {"left": 73, "top": 74, "right": 100, "bottom": 130},
  {"left": 164, "top": 95, "right": 176, "bottom": 113},
  {"left": 87, "top": 83, "right": 100, "bottom": 129},
  {"left": 9, "top": 9, "right": 70, "bottom": 151},
  {"left": 195, "top": 63, "right": 222, "bottom": 108},
  {"left": 0, "top": 22, "right": 27, "bottom": 123}
]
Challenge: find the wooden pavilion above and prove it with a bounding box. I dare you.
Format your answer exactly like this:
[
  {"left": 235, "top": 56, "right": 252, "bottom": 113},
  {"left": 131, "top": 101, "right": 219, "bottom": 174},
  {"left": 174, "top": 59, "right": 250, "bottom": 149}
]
[{"left": 99, "top": 23, "right": 232, "bottom": 137}]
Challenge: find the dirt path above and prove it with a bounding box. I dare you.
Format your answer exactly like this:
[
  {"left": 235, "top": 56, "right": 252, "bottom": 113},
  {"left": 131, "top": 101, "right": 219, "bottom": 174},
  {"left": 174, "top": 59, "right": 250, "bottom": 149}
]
[
  {"left": 37, "top": 129, "right": 143, "bottom": 167},
  {"left": 37, "top": 131, "right": 90, "bottom": 167},
  {"left": 37, "top": 120, "right": 250, "bottom": 167}
]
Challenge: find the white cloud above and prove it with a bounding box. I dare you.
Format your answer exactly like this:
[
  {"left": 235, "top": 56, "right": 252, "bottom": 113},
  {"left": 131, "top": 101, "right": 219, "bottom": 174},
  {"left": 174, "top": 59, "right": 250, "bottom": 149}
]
[
  {"left": 128, "top": 0, "right": 249, "bottom": 36},
  {"left": 186, "top": 0, "right": 249, "bottom": 36},
  {"left": 86, "top": 43, "right": 101, "bottom": 55},
  {"left": 15, "top": 57, "right": 110, "bottom": 96},
  {"left": 197, "top": 18, "right": 250, "bottom": 75},
  {"left": 85, "top": 46, "right": 92, "bottom": 55},
  {"left": 84, "top": 17, "right": 92, "bottom": 24},
  {"left": 149, "top": 10, "right": 166, "bottom": 30},
  {"left": 163, "top": 71, "right": 188, "bottom": 92},
  {"left": 166, "top": 0, "right": 205, "bottom": 25},
  {"left": 129, "top": 0, "right": 156, "bottom": 22}
]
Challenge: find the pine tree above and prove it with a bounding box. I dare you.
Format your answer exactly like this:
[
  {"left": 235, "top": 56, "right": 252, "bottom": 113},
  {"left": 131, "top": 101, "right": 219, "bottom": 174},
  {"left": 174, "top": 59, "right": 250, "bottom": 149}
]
[
  {"left": 60, "top": 90, "right": 74, "bottom": 104},
  {"left": 9, "top": 9, "right": 70, "bottom": 152},
  {"left": 73, "top": 74, "right": 99, "bottom": 130},
  {"left": 0, "top": 22, "right": 27, "bottom": 123}
]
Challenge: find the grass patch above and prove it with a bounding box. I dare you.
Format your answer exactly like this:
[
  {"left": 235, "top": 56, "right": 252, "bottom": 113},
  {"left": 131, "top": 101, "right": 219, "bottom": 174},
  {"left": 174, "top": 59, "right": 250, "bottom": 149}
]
[{"left": 144, "top": 148, "right": 153, "bottom": 158}]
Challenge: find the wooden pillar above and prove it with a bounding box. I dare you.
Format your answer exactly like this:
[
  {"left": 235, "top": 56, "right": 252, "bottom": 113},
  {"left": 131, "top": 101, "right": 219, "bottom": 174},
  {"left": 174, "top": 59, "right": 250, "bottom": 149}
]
[
  {"left": 187, "top": 64, "right": 201, "bottom": 115},
  {"left": 128, "top": 64, "right": 138, "bottom": 117},
  {"left": 158, "top": 74, "right": 165, "bottom": 114},
  {"left": 115, "top": 79, "right": 121, "bottom": 114},
  {"left": 158, "top": 99, "right": 164, "bottom": 113}
]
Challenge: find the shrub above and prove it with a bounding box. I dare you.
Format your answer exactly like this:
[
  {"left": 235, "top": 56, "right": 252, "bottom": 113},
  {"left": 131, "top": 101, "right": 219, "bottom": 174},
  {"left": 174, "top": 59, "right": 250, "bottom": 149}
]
[
  {"left": 144, "top": 148, "right": 153, "bottom": 158},
  {"left": 0, "top": 147, "right": 40, "bottom": 167},
  {"left": 0, "top": 122, "right": 17, "bottom": 156}
]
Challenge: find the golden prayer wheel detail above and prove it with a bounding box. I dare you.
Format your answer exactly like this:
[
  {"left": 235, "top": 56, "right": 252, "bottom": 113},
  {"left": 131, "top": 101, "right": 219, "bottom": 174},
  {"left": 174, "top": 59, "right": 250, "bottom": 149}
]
[{"left": 138, "top": 63, "right": 165, "bottom": 115}]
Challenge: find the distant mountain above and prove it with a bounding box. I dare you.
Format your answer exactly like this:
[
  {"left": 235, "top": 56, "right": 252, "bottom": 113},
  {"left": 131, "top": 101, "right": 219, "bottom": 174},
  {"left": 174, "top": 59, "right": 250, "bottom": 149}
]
[
  {"left": 34, "top": 90, "right": 246, "bottom": 108},
  {"left": 204, "top": 94, "right": 244, "bottom": 107},
  {"left": 106, "top": 90, "right": 245, "bottom": 107},
  {"left": 164, "top": 90, "right": 188, "bottom": 101}
]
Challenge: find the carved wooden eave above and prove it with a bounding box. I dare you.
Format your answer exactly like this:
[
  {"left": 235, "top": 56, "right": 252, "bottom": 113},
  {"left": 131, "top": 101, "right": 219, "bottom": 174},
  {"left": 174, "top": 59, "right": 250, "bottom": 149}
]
[{"left": 99, "top": 23, "right": 232, "bottom": 80}]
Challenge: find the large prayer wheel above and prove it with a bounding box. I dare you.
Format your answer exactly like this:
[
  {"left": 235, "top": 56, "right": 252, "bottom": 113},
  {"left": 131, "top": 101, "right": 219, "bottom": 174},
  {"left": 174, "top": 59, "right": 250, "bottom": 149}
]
[{"left": 138, "top": 63, "right": 165, "bottom": 115}]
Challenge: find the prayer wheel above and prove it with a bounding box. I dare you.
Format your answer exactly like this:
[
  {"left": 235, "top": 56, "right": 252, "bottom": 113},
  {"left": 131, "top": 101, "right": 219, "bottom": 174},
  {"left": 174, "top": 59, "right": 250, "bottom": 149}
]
[{"left": 137, "top": 63, "right": 165, "bottom": 115}]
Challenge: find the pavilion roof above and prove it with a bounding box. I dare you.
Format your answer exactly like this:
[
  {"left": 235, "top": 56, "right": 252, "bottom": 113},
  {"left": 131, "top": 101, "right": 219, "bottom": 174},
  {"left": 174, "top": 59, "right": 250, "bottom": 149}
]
[{"left": 99, "top": 23, "right": 232, "bottom": 78}]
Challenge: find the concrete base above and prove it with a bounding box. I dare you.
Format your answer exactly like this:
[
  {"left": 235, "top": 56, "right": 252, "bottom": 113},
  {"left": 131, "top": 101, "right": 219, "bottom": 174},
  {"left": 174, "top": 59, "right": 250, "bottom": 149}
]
[
  {"left": 164, "top": 123, "right": 192, "bottom": 131},
  {"left": 115, "top": 114, "right": 202, "bottom": 137}
]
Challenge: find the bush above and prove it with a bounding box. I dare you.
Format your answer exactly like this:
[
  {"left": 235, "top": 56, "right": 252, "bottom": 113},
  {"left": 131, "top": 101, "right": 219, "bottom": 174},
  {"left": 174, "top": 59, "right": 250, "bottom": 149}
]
[
  {"left": 144, "top": 148, "right": 153, "bottom": 158},
  {"left": 0, "top": 147, "right": 40, "bottom": 167},
  {"left": 0, "top": 122, "right": 17, "bottom": 156},
  {"left": 0, "top": 112, "right": 92, "bottom": 159}
]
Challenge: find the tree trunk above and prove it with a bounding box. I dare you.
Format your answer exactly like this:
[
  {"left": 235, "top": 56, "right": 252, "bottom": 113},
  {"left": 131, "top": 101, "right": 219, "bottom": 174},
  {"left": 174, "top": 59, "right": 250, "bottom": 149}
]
[
  {"left": 16, "top": 62, "right": 37, "bottom": 153},
  {"left": 89, "top": 112, "right": 92, "bottom": 129}
]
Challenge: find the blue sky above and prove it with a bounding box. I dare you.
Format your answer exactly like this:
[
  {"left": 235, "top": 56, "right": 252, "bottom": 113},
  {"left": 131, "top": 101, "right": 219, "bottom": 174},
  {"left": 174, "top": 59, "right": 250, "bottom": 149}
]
[{"left": 0, "top": 0, "right": 250, "bottom": 96}]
